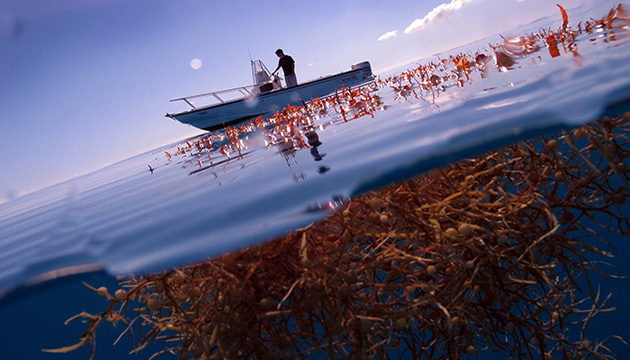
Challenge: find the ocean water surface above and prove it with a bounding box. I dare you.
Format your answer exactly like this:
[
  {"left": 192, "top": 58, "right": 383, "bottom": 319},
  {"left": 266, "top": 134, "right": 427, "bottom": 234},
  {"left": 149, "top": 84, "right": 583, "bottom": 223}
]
[{"left": 1, "top": 4, "right": 630, "bottom": 359}]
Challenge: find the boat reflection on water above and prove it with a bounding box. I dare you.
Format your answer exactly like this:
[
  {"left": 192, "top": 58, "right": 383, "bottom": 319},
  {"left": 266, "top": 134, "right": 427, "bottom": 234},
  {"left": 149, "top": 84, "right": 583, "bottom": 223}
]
[
  {"left": 277, "top": 137, "right": 306, "bottom": 183},
  {"left": 277, "top": 127, "right": 330, "bottom": 183}
]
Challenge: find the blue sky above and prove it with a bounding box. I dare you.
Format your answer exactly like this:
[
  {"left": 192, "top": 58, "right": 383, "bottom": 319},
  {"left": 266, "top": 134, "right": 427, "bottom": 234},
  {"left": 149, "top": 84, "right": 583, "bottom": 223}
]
[{"left": 0, "top": 0, "right": 611, "bottom": 203}]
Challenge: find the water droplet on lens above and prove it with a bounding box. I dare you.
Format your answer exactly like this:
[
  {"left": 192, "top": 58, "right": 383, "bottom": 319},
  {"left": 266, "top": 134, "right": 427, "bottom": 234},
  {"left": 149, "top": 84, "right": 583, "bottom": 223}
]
[{"left": 190, "top": 58, "right": 202, "bottom": 70}]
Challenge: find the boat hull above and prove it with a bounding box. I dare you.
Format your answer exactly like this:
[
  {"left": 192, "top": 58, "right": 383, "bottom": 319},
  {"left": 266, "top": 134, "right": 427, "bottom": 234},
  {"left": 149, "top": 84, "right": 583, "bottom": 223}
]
[{"left": 167, "top": 64, "right": 373, "bottom": 131}]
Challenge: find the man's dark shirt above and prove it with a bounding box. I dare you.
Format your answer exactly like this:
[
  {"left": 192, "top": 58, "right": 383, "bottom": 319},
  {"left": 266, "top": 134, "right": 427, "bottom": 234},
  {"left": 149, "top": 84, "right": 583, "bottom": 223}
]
[{"left": 278, "top": 55, "right": 295, "bottom": 76}]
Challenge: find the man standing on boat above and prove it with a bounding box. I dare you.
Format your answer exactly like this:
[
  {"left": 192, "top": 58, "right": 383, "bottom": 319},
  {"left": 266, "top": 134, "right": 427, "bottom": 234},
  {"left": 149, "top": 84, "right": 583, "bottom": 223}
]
[{"left": 272, "top": 49, "right": 297, "bottom": 88}]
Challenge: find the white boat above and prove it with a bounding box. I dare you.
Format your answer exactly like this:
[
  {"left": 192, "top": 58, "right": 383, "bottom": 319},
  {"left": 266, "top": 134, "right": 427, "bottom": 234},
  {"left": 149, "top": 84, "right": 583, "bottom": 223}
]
[{"left": 166, "top": 60, "right": 374, "bottom": 131}]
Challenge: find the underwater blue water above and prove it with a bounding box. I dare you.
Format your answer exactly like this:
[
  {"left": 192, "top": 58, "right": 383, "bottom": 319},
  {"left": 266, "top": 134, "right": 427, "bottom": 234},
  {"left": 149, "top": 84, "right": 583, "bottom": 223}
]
[{"left": 1, "top": 5, "right": 630, "bottom": 359}]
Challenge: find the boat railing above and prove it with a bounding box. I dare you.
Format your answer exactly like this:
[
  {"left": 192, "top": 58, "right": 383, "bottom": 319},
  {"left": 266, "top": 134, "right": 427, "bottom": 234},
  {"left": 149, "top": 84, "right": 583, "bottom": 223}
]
[{"left": 170, "top": 85, "right": 256, "bottom": 110}]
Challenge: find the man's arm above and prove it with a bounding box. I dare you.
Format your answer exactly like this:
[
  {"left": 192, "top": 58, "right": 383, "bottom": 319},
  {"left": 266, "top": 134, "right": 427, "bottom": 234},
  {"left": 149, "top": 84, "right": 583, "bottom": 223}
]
[{"left": 272, "top": 64, "right": 281, "bottom": 75}]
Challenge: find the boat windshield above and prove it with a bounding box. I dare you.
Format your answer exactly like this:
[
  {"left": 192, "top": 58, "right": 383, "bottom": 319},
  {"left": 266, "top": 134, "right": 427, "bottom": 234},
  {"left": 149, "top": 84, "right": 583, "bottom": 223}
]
[{"left": 251, "top": 59, "right": 273, "bottom": 86}]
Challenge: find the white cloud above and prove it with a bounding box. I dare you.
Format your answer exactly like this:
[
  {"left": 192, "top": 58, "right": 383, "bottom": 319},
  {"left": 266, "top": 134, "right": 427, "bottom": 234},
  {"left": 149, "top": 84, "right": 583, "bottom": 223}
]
[
  {"left": 377, "top": 30, "right": 398, "bottom": 41},
  {"left": 404, "top": 0, "right": 474, "bottom": 34}
]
